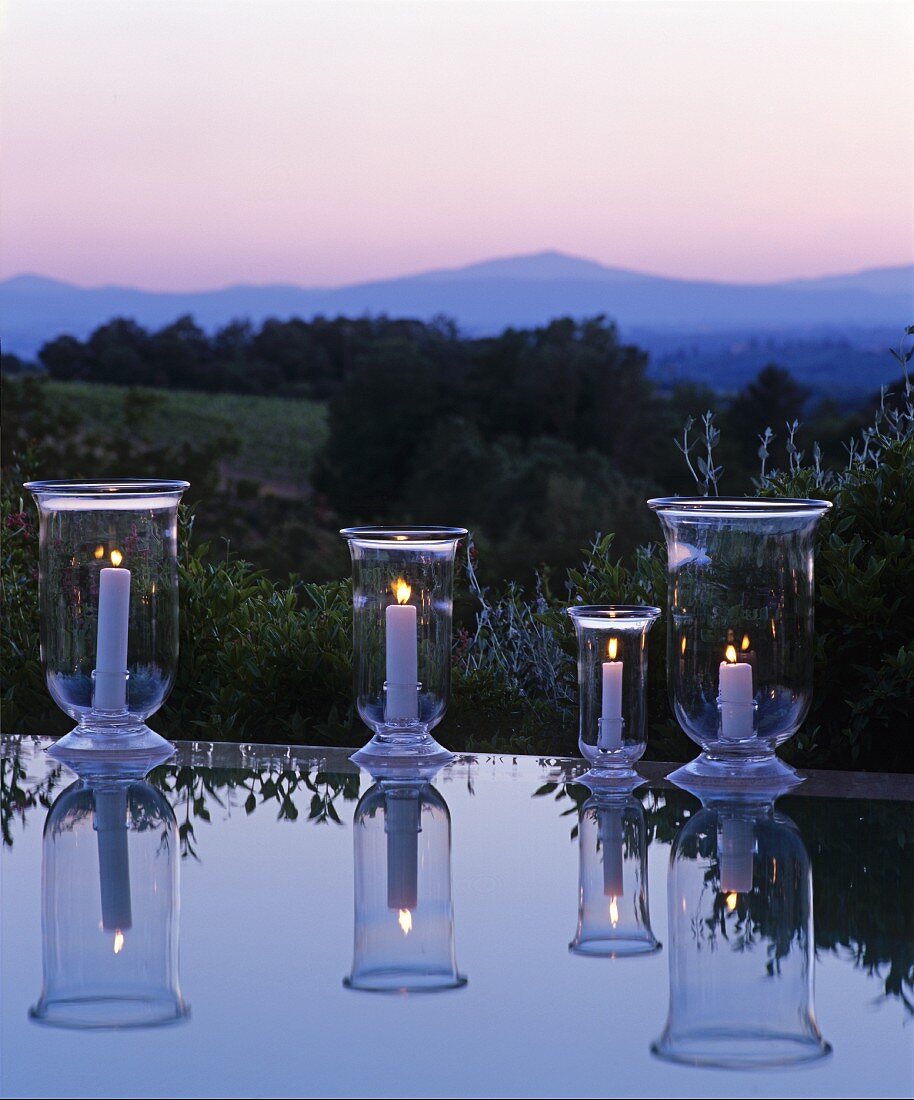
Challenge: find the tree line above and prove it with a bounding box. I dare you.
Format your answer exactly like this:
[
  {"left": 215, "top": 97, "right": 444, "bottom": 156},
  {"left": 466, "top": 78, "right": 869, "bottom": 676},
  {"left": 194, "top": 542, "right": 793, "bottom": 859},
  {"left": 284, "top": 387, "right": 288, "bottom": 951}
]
[{"left": 2, "top": 311, "right": 894, "bottom": 581}]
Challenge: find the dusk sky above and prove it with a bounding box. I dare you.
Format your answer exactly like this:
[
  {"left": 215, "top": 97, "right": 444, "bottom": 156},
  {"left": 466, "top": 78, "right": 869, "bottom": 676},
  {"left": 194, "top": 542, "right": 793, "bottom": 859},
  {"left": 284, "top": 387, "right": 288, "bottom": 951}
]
[{"left": 2, "top": 0, "right": 913, "bottom": 291}]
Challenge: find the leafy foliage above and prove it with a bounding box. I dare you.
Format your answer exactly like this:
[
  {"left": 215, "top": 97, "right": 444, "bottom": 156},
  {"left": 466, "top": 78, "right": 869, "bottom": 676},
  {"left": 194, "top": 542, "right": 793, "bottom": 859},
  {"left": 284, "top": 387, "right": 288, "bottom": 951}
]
[
  {"left": 2, "top": 325, "right": 911, "bottom": 767},
  {"left": 0, "top": 470, "right": 354, "bottom": 742}
]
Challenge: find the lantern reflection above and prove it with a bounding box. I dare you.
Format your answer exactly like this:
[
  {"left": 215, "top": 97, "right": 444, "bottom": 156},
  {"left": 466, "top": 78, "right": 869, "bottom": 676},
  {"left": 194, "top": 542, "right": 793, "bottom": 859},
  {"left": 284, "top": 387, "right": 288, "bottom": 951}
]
[
  {"left": 569, "top": 785, "right": 661, "bottom": 959},
  {"left": 652, "top": 782, "right": 830, "bottom": 1069},
  {"left": 30, "top": 749, "right": 188, "bottom": 1030},
  {"left": 345, "top": 767, "right": 466, "bottom": 993}
]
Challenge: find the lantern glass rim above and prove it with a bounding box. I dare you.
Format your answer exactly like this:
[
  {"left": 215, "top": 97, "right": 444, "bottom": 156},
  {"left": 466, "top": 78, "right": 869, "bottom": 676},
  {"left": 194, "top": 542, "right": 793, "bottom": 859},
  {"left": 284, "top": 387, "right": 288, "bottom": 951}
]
[{"left": 647, "top": 496, "right": 832, "bottom": 519}]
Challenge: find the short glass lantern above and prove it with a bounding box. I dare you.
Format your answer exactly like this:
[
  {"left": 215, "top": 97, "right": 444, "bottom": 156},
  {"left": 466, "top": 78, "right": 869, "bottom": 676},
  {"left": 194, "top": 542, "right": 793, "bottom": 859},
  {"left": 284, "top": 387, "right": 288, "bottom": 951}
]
[
  {"left": 344, "top": 769, "right": 466, "bottom": 993},
  {"left": 567, "top": 606, "right": 661, "bottom": 781},
  {"left": 30, "top": 751, "right": 189, "bottom": 1030},
  {"left": 341, "top": 526, "right": 467, "bottom": 767},
  {"left": 25, "top": 480, "right": 189, "bottom": 762},
  {"left": 647, "top": 498, "right": 831, "bottom": 784},
  {"left": 569, "top": 784, "right": 661, "bottom": 958},
  {"left": 651, "top": 782, "right": 830, "bottom": 1069}
]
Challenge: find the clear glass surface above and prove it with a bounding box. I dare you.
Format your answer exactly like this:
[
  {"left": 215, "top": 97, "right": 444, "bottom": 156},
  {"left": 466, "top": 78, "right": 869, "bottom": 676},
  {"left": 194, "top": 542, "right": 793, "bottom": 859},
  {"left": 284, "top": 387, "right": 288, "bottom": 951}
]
[
  {"left": 2, "top": 736, "right": 911, "bottom": 1099},
  {"left": 570, "top": 789, "right": 660, "bottom": 958},
  {"left": 647, "top": 497, "right": 831, "bottom": 781},
  {"left": 29, "top": 765, "right": 187, "bottom": 1030},
  {"left": 567, "top": 606, "right": 661, "bottom": 779},
  {"left": 25, "top": 480, "right": 188, "bottom": 758},
  {"left": 345, "top": 773, "right": 465, "bottom": 992},
  {"left": 652, "top": 791, "right": 830, "bottom": 1068},
  {"left": 341, "top": 526, "right": 467, "bottom": 766}
]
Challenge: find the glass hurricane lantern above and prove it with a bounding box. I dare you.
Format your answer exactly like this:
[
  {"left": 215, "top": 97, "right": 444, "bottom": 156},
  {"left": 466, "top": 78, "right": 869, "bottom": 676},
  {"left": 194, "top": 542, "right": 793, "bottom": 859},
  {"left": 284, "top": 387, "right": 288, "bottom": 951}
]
[
  {"left": 647, "top": 497, "right": 831, "bottom": 786},
  {"left": 341, "top": 526, "right": 467, "bottom": 767},
  {"left": 567, "top": 605, "right": 661, "bottom": 783},
  {"left": 25, "top": 480, "right": 189, "bottom": 764}
]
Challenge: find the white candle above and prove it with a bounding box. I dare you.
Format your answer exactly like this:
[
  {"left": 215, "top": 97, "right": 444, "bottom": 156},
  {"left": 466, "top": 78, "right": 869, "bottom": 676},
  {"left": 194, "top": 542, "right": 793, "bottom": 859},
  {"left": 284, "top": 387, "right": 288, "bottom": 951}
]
[
  {"left": 599, "top": 637, "right": 623, "bottom": 750},
  {"left": 719, "top": 644, "right": 754, "bottom": 740},
  {"left": 385, "top": 579, "right": 418, "bottom": 721},
  {"left": 599, "top": 807, "right": 625, "bottom": 899},
  {"left": 95, "top": 787, "right": 133, "bottom": 932},
  {"left": 719, "top": 815, "right": 754, "bottom": 894},
  {"left": 94, "top": 562, "right": 131, "bottom": 711},
  {"left": 386, "top": 794, "right": 420, "bottom": 912}
]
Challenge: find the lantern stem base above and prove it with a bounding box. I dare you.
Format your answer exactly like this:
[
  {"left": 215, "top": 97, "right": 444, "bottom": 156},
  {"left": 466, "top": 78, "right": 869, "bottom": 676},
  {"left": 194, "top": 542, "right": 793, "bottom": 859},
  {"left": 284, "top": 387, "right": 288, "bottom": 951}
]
[
  {"left": 351, "top": 730, "right": 454, "bottom": 769},
  {"left": 48, "top": 724, "right": 176, "bottom": 774},
  {"left": 579, "top": 767, "right": 644, "bottom": 794},
  {"left": 668, "top": 752, "right": 804, "bottom": 798}
]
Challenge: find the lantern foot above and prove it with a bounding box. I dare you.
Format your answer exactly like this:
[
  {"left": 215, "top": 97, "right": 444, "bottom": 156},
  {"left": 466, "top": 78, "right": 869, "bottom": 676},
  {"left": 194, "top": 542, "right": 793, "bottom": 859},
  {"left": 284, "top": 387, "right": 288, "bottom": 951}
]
[
  {"left": 48, "top": 724, "right": 175, "bottom": 777},
  {"left": 351, "top": 730, "right": 454, "bottom": 770},
  {"left": 668, "top": 752, "right": 804, "bottom": 800}
]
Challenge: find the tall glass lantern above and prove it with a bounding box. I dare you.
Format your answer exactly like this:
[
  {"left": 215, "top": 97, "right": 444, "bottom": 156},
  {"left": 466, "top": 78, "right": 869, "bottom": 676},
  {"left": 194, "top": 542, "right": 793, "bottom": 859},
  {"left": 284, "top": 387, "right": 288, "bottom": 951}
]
[
  {"left": 344, "top": 768, "right": 466, "bottom": 993},
  {"left": 647, "top": 498, "right": 831, "bottom": 783},
  {"left": 567, "top": 606, "right": 661, "bottom": 781},
  {"left": 30, "top": 750, "right": 189, "bottom": 1029},
  {"left": 341, "top": 526, "right": 467, "bottom": 767},
  {"left": 569, "top": 785, "right": 661, "bottom": 958},
  {"left": 25, "top": 480, "right": 189, "bottom": 763},
  {"left": 651, "top": 782, "right": 830, "bottom": 1069}
]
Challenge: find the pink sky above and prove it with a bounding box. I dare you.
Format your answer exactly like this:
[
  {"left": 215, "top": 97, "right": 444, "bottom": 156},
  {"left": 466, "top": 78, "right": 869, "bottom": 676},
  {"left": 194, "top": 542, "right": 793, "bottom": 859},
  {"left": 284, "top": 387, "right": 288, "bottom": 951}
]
[{"left": 2, "top": 0, "right": 913, "bottom": 290}]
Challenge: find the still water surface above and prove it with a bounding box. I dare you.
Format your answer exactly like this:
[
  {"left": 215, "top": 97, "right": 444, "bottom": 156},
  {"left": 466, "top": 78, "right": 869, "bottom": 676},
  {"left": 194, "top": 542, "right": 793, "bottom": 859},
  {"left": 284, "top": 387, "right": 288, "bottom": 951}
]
[{"left": 2, "top": 737, "right": 911, "bottom": 1098}]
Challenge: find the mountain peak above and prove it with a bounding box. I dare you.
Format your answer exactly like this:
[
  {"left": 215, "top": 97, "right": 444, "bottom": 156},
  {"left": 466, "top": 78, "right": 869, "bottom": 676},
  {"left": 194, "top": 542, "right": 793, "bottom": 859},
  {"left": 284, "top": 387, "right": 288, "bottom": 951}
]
[
  {"left": 1, "top": 273, "right": 76, "bottom": 292},
  {"left": 414, "top": 251, "right": 644, "bottom": 284}
]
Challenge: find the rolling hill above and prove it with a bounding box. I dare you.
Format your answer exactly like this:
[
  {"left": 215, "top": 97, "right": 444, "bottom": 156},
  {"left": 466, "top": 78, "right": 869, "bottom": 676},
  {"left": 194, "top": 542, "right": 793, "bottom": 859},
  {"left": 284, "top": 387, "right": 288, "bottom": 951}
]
[{"left": 2, "top": 252, "right": 911, "bottom": 360}]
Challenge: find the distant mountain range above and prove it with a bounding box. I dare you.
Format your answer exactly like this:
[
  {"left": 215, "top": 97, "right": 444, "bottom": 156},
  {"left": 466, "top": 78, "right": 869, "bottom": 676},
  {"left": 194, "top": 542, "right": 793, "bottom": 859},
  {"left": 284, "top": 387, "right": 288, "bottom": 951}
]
[{"left": 2, "top": 252, "right": 911, "bottom": 362}]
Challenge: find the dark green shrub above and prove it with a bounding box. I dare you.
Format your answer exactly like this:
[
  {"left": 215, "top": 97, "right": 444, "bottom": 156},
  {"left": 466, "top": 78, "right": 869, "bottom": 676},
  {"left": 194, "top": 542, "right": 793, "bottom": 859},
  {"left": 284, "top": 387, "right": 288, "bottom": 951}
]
[
  {"left": 762, "top": 437, "right": 914, "bottom": 770},
  {"left": 2, "top": 334, "right": 911, "bottom": 767}
]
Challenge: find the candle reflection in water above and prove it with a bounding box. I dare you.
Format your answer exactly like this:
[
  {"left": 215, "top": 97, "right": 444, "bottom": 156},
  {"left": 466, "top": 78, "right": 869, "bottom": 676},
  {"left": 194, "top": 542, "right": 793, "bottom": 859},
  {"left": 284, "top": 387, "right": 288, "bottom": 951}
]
[
  {"left": 652, "top": 781, "right": 830, "bottom": 1069},
  {"left": 345, "top": 767, "right": 466, "bottom": 992},
  {"left": 569, "top": 784, "right": 661, "bottom": 959},
  {"left": 30, "top": 748, "right": 188, "bottom": 1030}
]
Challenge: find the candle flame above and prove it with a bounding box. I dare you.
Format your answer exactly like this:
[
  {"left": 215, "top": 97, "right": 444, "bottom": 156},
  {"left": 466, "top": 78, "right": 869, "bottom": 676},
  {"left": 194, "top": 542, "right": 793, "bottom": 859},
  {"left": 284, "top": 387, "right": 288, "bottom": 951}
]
[
  {"left": 113, "top": 930, "right": 125, "bottom": 954},
  {"left": 680, "top": 635, "right": 687, "bottom": 656},
  {"left": 609, "top": 897, "right": 619, "bottom": 927},
  {"left": 398, "top": 908, "right": 412, "bottom": 935},
  {"left": 94, "top": 545, "right": 105, "bottom": 559},
  {"left": 110, "top": 549, "right": 123, "bottom": 567},
  {"left": 392, "top": 578, "right": 411, "bottom": 605},
  {"left": 725, "top": 892, "right": 738, "bottom": 913},
  {"left": 724, "top": 644, "right": 738, "bottom": 664},
  {"left": 741, "top": 634, "right": 751, "bottom": 651},
  {"left": 607, "top": 637, "right": 619, "bottom": 661}
]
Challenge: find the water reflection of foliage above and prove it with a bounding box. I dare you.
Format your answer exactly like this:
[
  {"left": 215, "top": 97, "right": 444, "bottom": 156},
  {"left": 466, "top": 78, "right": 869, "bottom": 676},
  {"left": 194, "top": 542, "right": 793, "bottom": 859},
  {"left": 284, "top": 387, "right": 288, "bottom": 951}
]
[
  {"left": 532, "top": 776, "right": 695, "bottom": 845},
  {"left": 677, "top": 817, "right": 809, "bottom": 979},
  {"left": 1, "top": 746, "right": 64, "bottom": 847},
  {"left": 531, "top": 779, "right": 914, "bottom": 1014},
  {"left": 146, "top": 763, "right": 362, "bottom": 860},
  {"left": 2, "top": 740, "right": 361, "bottom": 861},
  {"left": 784, "top": 795, "right": 914, "bottom": 1014}
]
